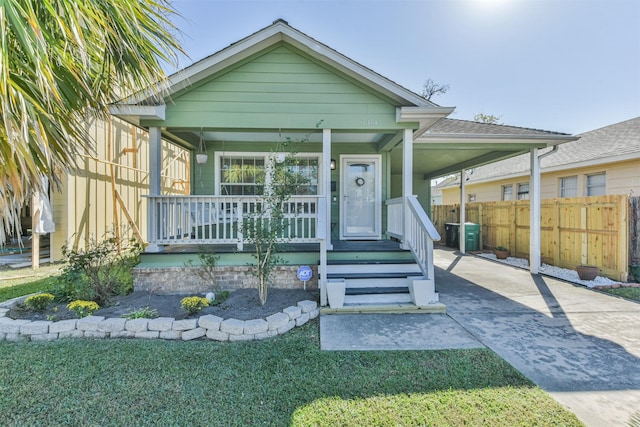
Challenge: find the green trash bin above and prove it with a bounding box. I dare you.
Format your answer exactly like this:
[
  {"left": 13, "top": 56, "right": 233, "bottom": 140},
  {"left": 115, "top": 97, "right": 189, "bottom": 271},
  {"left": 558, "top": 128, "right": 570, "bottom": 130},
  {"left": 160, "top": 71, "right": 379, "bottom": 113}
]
[{"left": 463, "top": 223, "right": 480, "bottom": 251}]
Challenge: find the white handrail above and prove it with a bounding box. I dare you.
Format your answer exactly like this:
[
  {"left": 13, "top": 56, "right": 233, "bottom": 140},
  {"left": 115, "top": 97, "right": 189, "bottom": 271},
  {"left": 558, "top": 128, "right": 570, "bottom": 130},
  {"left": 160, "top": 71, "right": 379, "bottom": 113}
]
[{"left": 387, "top": 195, "right": 440, "bottom": 280}]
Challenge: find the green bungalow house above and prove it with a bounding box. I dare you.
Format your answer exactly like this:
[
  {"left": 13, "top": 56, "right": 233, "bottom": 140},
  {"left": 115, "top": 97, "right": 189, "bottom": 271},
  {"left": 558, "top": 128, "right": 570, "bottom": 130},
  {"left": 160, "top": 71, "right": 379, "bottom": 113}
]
[{"left": 109, "top": 19, "right": 575, "bottom": 309}]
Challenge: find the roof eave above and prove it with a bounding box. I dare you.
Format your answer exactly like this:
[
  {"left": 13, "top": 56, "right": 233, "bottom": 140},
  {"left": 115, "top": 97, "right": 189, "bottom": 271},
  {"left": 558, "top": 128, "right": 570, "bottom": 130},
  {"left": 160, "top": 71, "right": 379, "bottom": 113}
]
[{"left": 417, "top": 134, "right": 578, "bottom": 146}]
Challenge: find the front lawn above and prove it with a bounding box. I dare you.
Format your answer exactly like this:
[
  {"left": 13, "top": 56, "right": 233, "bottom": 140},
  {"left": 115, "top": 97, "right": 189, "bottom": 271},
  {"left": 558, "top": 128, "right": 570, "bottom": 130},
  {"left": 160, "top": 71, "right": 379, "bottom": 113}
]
[{"left": 0, "top": 322, "right": 581, "bottom": 426}]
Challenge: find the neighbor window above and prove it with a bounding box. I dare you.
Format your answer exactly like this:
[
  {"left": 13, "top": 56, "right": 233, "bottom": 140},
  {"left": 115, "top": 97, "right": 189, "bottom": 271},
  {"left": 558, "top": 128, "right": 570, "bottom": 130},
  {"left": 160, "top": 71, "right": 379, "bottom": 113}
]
[
  {"left": 502, "top": 185, "right": 513, "bottom": 201},
  {"left": 586, "top": 173, "right": 606, "bottom": 196},
  {"left": 517, "top": 183, "right": 529, "bottom": 200},
  {"left": 468, "top": 193, "right": 476, "bottom": 202},
  {"left": 560, "top": 176, "right": 578, "bottom": 197},
  {"left": 219, "top": 154, "right": 319, "bottom": 196}
]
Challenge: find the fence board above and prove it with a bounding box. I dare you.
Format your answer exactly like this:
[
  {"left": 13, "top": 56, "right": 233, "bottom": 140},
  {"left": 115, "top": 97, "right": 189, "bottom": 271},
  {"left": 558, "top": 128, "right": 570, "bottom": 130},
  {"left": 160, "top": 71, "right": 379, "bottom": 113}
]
[{"left": 432, "top": 195, "right": 629, "bottom": 281}]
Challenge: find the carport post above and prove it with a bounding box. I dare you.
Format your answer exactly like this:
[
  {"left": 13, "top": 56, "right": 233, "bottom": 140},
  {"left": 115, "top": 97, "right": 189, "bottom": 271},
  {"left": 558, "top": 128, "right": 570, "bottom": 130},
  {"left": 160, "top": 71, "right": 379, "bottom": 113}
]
[
  {"left": 459, "top": 168, "right": 466, "bottom": 254},
  {"left": 529, "top": 148, "right": 541, "bottom": 274}
]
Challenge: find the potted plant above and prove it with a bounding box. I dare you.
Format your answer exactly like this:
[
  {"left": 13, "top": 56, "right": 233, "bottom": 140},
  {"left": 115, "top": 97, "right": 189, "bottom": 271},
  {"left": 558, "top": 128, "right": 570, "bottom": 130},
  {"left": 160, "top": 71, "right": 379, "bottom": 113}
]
[
  {"left": 494, "top": 246, "right": 510, "bottom": 260},
  {"left": 576, "top": 265, "right": 599, "bottom": 281}
]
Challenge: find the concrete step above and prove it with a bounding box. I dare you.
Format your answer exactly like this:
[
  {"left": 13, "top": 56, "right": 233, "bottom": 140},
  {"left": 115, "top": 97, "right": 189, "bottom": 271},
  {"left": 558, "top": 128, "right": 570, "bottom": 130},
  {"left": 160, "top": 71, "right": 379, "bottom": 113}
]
[
  {"left": 345, "top": 286, "right": 410, "bottom": 295},
  {"left": 344, "top": 277, "right": 410, "bottom": 289},
  {"left": 344, "top": 293, "right": 413, "bottom": 305},
  {"left": 321, "top": 303, "right": 446, "bottom": 315}
]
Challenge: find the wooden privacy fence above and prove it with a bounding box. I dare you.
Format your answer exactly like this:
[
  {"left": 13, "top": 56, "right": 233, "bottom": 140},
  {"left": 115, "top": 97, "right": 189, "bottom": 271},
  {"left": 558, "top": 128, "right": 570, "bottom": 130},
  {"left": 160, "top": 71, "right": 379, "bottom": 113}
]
[{"left": 432, "top": 195, "right": 629, "bottom": 281}]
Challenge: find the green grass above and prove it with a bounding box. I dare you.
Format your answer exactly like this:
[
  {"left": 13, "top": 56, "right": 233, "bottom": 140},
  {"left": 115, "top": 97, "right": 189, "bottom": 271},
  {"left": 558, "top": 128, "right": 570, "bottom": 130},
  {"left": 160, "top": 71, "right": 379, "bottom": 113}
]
[
  {"left": 600, "top": 286, "right": 640, "bottom": 302},
  {"left": 0, "top": 276, "right": 58, "bottom": 303},
  {"left": 0, "top": 322, "right": 582, "bottom": 426}
]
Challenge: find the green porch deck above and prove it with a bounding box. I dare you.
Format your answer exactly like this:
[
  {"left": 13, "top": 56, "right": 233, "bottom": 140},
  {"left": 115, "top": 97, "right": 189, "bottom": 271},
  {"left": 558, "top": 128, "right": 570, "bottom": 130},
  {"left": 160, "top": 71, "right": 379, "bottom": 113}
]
[{"left": 137, "top": 240, "right": 414, "bottom": 268}]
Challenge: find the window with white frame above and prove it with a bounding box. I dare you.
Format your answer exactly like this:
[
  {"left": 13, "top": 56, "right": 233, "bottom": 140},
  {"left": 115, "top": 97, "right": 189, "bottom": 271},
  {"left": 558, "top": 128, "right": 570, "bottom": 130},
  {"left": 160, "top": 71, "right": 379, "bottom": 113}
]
[
  {"left": 219, "top": 155, "right": 266, "bottom": 195},
  {"left": 586, "top": 172, "right": 606, "bottom": 196},
  {"left": 517, "top": 183, "right": 529, "bottom": 200},
  {"left": 560, "top": 176, "right": 578, "bottom": 197},
  {"left": 218, "top": 153, "right": 320, "bottom": 196},
  {"left": 502, "top": 185, "right": 513, "bottom": 201}
]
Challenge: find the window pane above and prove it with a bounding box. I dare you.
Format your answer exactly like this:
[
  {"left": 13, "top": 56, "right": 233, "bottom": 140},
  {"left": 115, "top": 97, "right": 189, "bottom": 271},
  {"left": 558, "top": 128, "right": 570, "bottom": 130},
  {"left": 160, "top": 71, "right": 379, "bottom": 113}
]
[
  {"left": 220, "top": 155, "right": 318, "bottom": 196},
  {"left": 517, "top": 183, "right": 529, "bottom": 200},
  {"left": 587, "top": 173, "right": 606, "bottom": 196},
  {"left": 220, "top": 156, "right": 265, "bottom": 195},
  {"left": 502, "top": 185, "right": 513, "bottom": 201},
  {"left": 560, "top": 176, "right": 577, "bottom": 197},
  {"left": 279, "top": 157, "right": 319, "bottom": 195}
]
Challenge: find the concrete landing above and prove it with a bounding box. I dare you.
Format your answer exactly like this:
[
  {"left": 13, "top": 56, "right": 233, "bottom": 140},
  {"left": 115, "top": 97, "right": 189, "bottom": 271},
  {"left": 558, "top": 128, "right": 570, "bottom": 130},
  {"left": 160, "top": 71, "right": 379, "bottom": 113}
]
[{"left": 320, "top": 312, "right": 482, "bottom": 351}]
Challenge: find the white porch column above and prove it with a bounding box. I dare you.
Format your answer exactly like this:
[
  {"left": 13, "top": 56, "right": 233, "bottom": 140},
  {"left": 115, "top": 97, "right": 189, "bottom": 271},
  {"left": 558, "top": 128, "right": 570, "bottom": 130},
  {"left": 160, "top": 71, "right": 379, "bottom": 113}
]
[
  {"left": 529, "top": 148, "right": 541, "bottom": 273},
  {"left": 323, "top": 128, "right": 332, "bottom": 250},
  {"left": 319, "top": 128, "right": 332, "bottom": 306},
  {"left": 401, "top": 128, "right": 413, "bottom": 249},
  {"left": 147, "top": 126, "right": 163, "bottom": 252},
  {"left": 459, "top": 169, "right": 466, "bottom": 254}
]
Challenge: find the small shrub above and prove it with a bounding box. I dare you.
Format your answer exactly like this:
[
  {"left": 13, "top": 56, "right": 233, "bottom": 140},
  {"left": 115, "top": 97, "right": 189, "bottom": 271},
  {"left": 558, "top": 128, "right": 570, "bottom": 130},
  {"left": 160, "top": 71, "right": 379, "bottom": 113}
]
[
  {"left": 209, "top": 290, "right": 230, "bottom": 306},
  {"left": 181, "top": 296, "right": 209, "bottom": 315},
  {"left": 67, "top": 300, "right": 100, "bottom": 318},
  {"left": 122, "top": 306, "right": 158, "bottom": 319},
  {"left": 24, "top": 293, "right": 55, "bottom": 311},
  {"left": 54, "top": 231, "right": 142, "bottom": 305}
]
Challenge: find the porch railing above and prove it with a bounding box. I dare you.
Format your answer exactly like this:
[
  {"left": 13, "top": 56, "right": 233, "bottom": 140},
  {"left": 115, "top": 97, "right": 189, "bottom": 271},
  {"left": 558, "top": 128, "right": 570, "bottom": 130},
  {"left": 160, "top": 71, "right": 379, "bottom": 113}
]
[
  {"left": 147, "top": 195, "right": 321, "bottom": 249},
  {"left": 386, "top": 196, "right": 441, "bottom": 280}
]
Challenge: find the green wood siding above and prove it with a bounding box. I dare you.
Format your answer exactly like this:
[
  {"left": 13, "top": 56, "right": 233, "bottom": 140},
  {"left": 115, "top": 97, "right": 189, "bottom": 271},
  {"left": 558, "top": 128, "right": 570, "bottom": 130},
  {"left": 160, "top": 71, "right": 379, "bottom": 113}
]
[{"left": 147, "top": 45, "right": 406, "bottom": 131}]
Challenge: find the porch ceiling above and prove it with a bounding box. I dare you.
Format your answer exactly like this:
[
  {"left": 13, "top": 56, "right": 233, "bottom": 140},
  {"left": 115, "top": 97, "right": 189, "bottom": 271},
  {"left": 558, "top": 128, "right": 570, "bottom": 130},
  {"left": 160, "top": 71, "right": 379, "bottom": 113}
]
[
  {"left": 165, "top": 127, "right": 575, "bottom": 181},
  {"left": 165, "top": 129, "right": 392, "bottom": 149}
]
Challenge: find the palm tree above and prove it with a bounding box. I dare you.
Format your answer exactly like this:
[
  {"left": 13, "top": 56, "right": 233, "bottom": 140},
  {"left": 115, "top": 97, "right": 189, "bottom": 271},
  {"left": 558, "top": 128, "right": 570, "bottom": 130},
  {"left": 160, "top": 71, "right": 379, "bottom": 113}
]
[{"left": 0, "top": 0, "right": 183, "bottom": 244}]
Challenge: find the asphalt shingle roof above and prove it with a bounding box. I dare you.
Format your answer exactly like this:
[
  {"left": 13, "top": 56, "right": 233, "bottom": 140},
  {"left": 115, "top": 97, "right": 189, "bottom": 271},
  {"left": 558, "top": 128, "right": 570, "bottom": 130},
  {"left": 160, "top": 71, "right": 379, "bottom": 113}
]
[
  {"left": 423, "top": 118, "right": 570, "bottom": 137},
  {"left": 442, "top": 117, "right": 640, "bottom": 184}
]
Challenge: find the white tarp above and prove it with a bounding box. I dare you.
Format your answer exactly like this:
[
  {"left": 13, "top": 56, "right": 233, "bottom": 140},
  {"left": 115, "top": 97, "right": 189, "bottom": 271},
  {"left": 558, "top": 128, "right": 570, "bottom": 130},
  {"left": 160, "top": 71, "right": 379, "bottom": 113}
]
[{"left": 34, "top": 176, "right": 55, "bottom": 234}]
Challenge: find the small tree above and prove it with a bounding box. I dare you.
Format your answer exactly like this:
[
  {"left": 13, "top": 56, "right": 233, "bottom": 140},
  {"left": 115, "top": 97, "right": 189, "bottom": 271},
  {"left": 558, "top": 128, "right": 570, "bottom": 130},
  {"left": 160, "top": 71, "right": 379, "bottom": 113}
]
[
  {"left": 421, "top": 78, "right": 449, "bottom": 101},
  {"left": 244, "top": 154, "right": 310, "bottom": 305},
  {"left": 242, "top": 122, "right": 321, "bottom": 306},
  {"left": 474, "top": 113, "right": 502, "bottom": 125}
]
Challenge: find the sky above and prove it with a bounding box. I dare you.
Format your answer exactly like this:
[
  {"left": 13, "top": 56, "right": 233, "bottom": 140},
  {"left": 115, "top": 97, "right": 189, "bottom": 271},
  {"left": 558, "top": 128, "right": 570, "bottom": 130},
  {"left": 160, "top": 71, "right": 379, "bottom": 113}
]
[{"left": 169, "top": 0, "right": 640, "bottom": 135}]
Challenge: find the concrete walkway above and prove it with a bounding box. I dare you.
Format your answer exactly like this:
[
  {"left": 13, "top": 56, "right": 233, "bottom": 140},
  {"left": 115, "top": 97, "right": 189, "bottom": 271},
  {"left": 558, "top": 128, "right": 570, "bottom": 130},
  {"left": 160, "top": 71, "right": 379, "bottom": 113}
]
[{"left": 320, "top": 247, "right": 640, "bottom": 427}]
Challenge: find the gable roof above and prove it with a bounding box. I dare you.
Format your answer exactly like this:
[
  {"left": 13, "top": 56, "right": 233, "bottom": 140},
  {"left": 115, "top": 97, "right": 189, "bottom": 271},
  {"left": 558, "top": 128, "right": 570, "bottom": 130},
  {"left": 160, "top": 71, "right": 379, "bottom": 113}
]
[
  {"left": 120, "top": 19, "right": 439, "bottom": 109},
  {"left": 440, "top": 116, "right": 640, "bottom": 186}
]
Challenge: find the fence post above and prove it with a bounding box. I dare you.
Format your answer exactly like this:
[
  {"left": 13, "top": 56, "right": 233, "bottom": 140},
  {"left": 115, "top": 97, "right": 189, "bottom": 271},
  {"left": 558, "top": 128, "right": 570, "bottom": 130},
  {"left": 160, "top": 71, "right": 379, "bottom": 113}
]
[{"left": 552, "top": 198, "right": 560, "bottom": 266}]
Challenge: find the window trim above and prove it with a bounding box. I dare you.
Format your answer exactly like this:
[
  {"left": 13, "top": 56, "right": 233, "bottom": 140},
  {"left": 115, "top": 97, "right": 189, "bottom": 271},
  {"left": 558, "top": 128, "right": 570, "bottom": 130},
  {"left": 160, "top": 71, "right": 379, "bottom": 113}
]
[{"left": 215, "top": 151, "right": 323, "bottom": 196}]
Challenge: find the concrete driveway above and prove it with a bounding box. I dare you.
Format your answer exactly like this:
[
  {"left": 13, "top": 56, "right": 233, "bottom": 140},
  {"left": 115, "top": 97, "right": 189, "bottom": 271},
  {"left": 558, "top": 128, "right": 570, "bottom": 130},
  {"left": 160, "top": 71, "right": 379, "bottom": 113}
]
[{"left": 320, "top": 247, "right": 640, "bottom": 427}]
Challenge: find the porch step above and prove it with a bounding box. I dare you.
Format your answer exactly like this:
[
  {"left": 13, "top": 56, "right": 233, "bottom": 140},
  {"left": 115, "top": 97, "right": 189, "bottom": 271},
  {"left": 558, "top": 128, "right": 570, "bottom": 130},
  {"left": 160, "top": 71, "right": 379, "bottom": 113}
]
[
  {"left": 326, "top": 261, "right": 423, "bottom": 310},
  {"left": 326, "top": 263, "right": 422, "bottom": 278},
  {"left": 327, "top": 259, "right": 416, "bottom": 265},
  {"left": 344, "top": 293, "right": 413, "bottom": 305}
]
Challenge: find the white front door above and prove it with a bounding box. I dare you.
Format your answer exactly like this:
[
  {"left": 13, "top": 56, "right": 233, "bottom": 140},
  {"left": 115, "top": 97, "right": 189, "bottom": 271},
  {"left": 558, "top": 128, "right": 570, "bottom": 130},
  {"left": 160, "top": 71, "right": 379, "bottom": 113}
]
[{"left": 340, "top": 155, "right": 382, "bottom": 240}]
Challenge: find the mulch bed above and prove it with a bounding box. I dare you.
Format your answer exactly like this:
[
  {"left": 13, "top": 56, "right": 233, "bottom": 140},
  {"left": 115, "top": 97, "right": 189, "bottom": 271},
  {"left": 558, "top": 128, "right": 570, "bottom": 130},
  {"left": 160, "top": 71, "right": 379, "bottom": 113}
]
[{"left": 9, "top": 288, "right": 319, "bottom": 322}]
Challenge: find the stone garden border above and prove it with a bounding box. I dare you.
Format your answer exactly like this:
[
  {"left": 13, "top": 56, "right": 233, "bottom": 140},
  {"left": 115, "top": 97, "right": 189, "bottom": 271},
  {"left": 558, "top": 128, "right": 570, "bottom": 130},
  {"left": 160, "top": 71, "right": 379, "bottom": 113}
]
[{"left": 0, "top": 296, "right": 319, "bottom": 343}]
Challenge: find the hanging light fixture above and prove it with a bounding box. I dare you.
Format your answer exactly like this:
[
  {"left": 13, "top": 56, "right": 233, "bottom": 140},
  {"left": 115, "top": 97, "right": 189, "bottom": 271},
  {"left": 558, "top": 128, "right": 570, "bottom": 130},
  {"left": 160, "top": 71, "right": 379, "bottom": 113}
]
[
  {"left": 330, "top": 159, "right": 336, "bottom": 170},
  {"left": 196, "top": 129, "right": 208, "bottom": 164}
]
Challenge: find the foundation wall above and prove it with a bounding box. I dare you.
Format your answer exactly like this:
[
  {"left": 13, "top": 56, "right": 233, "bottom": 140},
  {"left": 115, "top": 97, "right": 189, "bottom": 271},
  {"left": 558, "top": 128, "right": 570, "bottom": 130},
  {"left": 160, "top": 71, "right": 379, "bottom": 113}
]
[{"left": 133, "top": 265, "right": 319, "bottom": 294}]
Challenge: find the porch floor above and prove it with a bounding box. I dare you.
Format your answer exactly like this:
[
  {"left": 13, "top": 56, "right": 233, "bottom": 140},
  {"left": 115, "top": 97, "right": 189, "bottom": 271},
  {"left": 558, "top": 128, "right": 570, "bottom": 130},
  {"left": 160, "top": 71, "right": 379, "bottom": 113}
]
[{"left": 156, "top": 239, "right": 405, "bottom": 254}]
